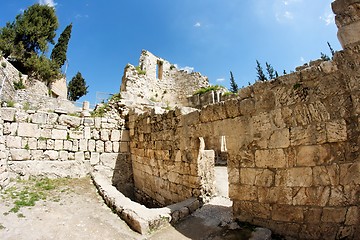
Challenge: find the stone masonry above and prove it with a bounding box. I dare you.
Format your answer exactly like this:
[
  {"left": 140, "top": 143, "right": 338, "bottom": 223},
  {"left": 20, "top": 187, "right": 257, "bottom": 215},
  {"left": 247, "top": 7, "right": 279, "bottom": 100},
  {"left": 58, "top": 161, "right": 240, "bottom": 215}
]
[{"left": 120, "top": 50, "right": 209, "bottom": 107}]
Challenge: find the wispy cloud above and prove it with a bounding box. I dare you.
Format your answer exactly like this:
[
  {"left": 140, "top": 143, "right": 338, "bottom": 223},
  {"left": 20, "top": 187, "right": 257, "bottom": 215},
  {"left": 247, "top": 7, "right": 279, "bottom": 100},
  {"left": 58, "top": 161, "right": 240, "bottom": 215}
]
[
  {"left": 320, "top": 13, "right": 335, "bottom": 26},
  {"left": 216, "top": 78, "right": 225, "bottom": 82},
  {"left": 39, "top": 0, "right": 57, "bottom": 7},
  {"left": 174, "top": 64, "right": 194, "bottom": 73},
  {"left": 75, "top": 14, "right": 89, "bottom": 19},
  {"left": 274, "top": 0, "right": 302, "bottom": 23},
  {"left": 194, "top": 22, "right": 201, "bottom": 28}
]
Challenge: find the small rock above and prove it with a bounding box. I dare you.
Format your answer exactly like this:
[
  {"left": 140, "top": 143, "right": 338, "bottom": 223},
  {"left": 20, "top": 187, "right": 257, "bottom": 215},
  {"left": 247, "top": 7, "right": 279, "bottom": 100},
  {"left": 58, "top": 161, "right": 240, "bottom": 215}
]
[{"left": 250, "top": 227, "right": 272, "bottom": 240}]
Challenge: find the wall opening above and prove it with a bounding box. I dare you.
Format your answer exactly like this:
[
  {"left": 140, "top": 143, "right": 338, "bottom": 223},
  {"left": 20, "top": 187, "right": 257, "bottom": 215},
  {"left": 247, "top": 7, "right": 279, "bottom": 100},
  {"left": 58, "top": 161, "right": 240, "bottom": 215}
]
[
  {"left": 156, "top": 60, "right": 163, "bottom": 80},
  {"left": 214, "top": 136, "right": 229, "bottom": 197}
]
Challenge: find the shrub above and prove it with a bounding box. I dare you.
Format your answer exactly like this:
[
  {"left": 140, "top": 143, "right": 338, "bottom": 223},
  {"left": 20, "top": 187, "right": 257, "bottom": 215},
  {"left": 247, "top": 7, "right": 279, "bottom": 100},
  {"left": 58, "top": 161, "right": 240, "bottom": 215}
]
[
  {"left": 1, "top": 62, "right": 6, "bottom": 68},
  {"left": 193, "top": 85, "right": 224, "bottom": 95},
  {"left": 135, "top": 66, "right": 146, "bottom": 75}
]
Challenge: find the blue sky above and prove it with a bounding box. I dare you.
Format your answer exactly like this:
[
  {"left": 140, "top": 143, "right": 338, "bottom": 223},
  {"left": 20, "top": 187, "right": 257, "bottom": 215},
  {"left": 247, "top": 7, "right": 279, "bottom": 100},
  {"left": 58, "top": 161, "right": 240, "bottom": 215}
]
[{"left": 0, "top": 0, "right": 340, "bottom": 105}]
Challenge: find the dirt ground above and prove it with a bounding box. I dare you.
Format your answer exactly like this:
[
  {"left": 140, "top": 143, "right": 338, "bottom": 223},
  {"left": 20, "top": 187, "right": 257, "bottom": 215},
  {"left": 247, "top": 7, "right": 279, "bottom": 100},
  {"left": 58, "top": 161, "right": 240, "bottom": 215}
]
[{"left": 0, "top": 176, "right": 263, "bottom": 240}]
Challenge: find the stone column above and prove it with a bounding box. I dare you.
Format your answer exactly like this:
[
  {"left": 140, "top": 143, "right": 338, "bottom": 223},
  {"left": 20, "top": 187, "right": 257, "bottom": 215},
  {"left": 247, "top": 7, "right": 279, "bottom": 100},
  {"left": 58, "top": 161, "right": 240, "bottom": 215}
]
[{"left": 332, "top": 0, "right": 360, "bottom": 48}]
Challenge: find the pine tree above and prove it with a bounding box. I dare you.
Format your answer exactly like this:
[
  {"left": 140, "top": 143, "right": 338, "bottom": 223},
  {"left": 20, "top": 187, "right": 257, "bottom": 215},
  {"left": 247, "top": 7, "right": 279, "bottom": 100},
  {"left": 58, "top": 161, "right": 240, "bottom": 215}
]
[
  {"left": 266, "top": 62, "right": 275, "bottom": 80},
  {"left": 320, "top": 52, "right": 330, "bottom": 61},
  {"left": 51, "top": 23, "right": 72, "bottom": 69},
  {"left": 327, "top": 41, "right": 335, "bottom": 58},
  {"left": 67, "top": 71, "right": 88, "bottom": 101},
  {"left": 256, "top": 60, "right": 267, "bottom": 81},
  {"left": 229, "top": 71, "right": 238, "bottom": 93}
]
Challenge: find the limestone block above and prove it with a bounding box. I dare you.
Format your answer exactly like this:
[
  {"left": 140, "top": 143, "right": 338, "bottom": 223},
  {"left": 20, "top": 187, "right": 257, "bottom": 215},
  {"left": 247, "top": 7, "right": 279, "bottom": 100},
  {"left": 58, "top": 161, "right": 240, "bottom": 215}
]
[
  {"left": 120, "top": 142, "right": 129, "bottom": 153},
  {"left": 47, "top": 139, "right": 55, "bottom": 150},
  {"left": 94, "top": 117, "right": 101, "bottom": 128},
  {"left": 255, "top": 90, "right": 276, "bottom": 113},
  {"left": 72, "top": 140, "right": 79, "bottom": 152},
  {"left": 229, "top": 184, "right": 257, "bottom": 201},
  {"left": 37, "top": 140, "right": 47, "bottom": 150},
  {"left": 320, "top": 61, "right": 338, "bottom": 74},
  {"left": 331, "top": 0, "right": 360, "bottom": 14},
  {"left": 75, "top": 152, "right": 84, "bottom": 162},
  {"left": 0, "top": 108, "right": 16, "bottom": 122},
  {"left": 290, "top": 124, "right": 327, "bottom": 146},
  {"left": 84, "top": 151, "right": 90, "bottom": 160},
  {"left": 58, "top": 115, "right": 81, "bottom": 127},
  {"left": 18, "top": 123, "right": 39, "bottom": 137},
  {"left": 255, "top": 149, "right": 287, "bottom": 168},
  {"left": 272, "top": 205, "right": 304, "bottom": 222},
  {"left": 304, "top": 208, "right": 322, "bottom": 223},
  {"left": 296, "top": 145, "right": 332, "bottom": 167},
  {"left": 228, "top": 168, "right": 240, "bottom": 184},
  {"left": 101, "top": 122, "right": 116, "bottom": 129},
  {"left": 40, "top": 129, "right": 51, "bottom": 139},
  {"left": 293, "top": 102, "right": 330, "bottom": 126},
  {"left": 59, "top": 151, "right": 68, "bottom": 161},
  {"left": 345, "top": 206, "right": 359, "bottom": 225},
  {"left": 28, "top": 138, "right": 37, "bottom": 150},
  {"left": 337, "top": 20, "right": 360, "bottom": 48},
  {"left": 268, "top": 128, "right": 290, "bottom": 149},
  {"left": 47, "top": 113, "right": 58, "bottom": 124},
  {"left": 10, "top": 149, "right": 30, "bottom": 160},
  {"left": 6, "top": 136, "right": 22, "bottom": 148},
  {"left": 79, "top": 139, "right": 88, "bottom": 151},
  {"left": 313, "top": 165, "right": 339, "bottom": 186},
  {"left": 69, "top": 130, "right": 83, "bottom": 139},
  {"left": 31, "top": 112, "right": 47, "bottom": 124},
  {"left": 90, "top": 152, "right": 100, "bottom": 165},
  {"left": 322, "top": 207, "right": 347, "bottom": 223},
  {"left": 99, "top": 153, "right": 118, "bottom": 168},
  {"left": 286, "top": 167, "right": 313, "bottom": 187},
  {"left": 340, "top": 162, "right": 360, "bottom": 185},
  {"left": 43, "top": 150, "right": 59, "bottom": 160},
  {"left": 100, "top": 129, "right": 110, "bottom": 141},
  {"left": 96, "top": 140, "right": 104, "bottom": 153},
  {"left": 326, "top": 120, "right": 347, "bottom": 142},
  {"left": 30, "top": 150, "right": 43, "bottom": 160},
  {"left": 88, "top": 139, "right": 96, "bottom": 152},
  {"left": 105, "top": 141, "right": 112, "bottom": 153},
  {"left": 292, "top": 187, "right": 330, "bottom": 206},
  {"left": 240, "top": 98, "right": 255, "bottom": 116},
  {"left": 54, "top": 140, "right": 63, "bottom": 150},
  {"left": 51, "top": 129, "right": 67, "bottom": 140},
  {"left": 252, "top": 112, "right": 272, "bottom": 133},
  {"left": 63, "top": 140, "right": 72, "bottom": 151},
  {"left": 258, "top": 187, "right": 292, "bottom": 205},
  {"left": 121, "top": 129, "right": 130, "bottom": 142},
  {"left": 110, "top": 130, "right": 121, "bottom": 142},
  {"left": 83, "top": 117, "right": 94, "bottom": 126},
  {"left": 84, "top": 127, "right": 91, "bottom": 139},
  {"left": 4, "top": 122, "right": 17, "bottom": 135},
  {"left": 113, "top": 142, "right": 120, "bottom": 152},
  {"left": 68, "top": 152, "right": 75, "bottom": 160}
]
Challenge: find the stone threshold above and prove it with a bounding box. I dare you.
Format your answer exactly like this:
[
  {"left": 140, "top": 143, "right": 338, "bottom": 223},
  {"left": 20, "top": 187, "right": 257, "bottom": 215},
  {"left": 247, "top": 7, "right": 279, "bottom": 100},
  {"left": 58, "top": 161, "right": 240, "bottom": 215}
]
[{"left": 91, "top": 172, "right": 202, "bottom": 235}]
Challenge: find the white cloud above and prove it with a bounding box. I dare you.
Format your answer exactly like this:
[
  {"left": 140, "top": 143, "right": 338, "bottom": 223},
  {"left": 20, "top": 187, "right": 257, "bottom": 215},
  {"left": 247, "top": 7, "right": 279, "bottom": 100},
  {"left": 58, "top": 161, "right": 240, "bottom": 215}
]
[
  {"left": 216, "top": 78, "right": 225, "bottom": 82},
  {"left": 75, "top": 14, "right": 89, "bottom": 19},
  {"left": 39, "top": 0, "right": 57, "bottom": 7},
  {"left": 194, "top": 22, "right": 201, "bottom": 28},
  {"left": 320, "top": 13, "right": 335, "bottom": 26},
  {"left": 274, "top": 0, "right": 302, "bottom": 23},
  {"left": 300, "top": 57, "right": 305, "bottom": 62},
  {"left": 174, "top": 64, "right": 194, "bottom": 73}
]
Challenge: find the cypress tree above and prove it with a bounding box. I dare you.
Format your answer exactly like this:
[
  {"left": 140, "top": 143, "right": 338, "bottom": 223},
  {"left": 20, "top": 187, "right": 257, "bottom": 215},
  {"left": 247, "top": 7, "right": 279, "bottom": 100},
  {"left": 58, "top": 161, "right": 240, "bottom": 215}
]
[
  {"left": 256, "top": 60, "right": 267, "bottom": 81},
  {"left": 229, "top": 71, "right": 238, "bottom": 93},
  {"left": 266, "top": 62, "right": 275, "bottom": 80},
  {"left": 51, "top": 23, "right": 72, "bottom": 69},
  {"left": 67, "top": 71, "right": 88, "bottom": 101}
]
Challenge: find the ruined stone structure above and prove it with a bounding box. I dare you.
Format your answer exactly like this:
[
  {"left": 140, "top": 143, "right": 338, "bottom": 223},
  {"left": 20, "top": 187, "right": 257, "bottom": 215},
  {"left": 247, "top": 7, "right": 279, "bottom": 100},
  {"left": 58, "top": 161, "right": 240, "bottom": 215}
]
[
  {"left": 0, "top": 0, "right": 359, "bottom": 238},
  {"left": 120, "top": 50, "right": 209, "bottom": 107}
]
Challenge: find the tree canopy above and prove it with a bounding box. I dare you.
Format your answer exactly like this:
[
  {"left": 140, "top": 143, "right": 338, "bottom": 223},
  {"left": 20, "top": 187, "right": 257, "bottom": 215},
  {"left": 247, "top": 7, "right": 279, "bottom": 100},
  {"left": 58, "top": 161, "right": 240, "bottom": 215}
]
[
  {"left": 68, "top": 72, "right": 88, "bottom": 101},
  {"left": 229, "top": 71, "right": 238, "bottom": 93},
  {"left": 51, "top": 23, "right": 72, "bottom": 69},
  {"left": 256, "top": 60, "right": 267, "bottom": 82}
]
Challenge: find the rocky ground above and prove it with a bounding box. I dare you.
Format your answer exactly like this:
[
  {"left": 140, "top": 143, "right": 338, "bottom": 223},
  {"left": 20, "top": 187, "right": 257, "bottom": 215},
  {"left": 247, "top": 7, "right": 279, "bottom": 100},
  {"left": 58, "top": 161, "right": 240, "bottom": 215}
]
[{"left": 0, "top": 176, "right": 272, "bottom": 240}]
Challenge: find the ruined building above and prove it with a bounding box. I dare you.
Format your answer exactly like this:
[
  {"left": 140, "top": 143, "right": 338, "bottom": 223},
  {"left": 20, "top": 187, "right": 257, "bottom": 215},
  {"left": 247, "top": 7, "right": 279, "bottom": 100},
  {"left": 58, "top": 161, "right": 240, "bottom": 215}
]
[{"left": 0, "top": 0, "right": 359, "bottom": 239}]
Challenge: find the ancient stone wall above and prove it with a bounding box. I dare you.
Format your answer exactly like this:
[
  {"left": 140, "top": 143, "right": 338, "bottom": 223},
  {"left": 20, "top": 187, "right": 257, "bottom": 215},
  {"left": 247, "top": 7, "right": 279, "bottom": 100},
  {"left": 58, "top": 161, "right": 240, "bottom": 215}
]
[
  {"left": 128, "top": 42, "right": 360, "bottom": 238},
  {"left": 120, "top": 50, "right": 209, "bottom": 107},
  {"left": 0, "top": 108, "right": 131, "bottom": 191},
  {"left": 128, "top": 109, "right": 215, "bottom": 207},
  {"left": 0, "top": 114, "right": 9, "bottom": 189}
]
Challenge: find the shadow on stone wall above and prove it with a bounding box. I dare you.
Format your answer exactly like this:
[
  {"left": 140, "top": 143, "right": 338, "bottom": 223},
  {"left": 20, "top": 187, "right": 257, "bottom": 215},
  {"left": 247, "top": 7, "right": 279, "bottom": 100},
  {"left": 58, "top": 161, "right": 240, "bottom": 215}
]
[{"left": 112, "top": 153, "right": 135, "bottom": 200}]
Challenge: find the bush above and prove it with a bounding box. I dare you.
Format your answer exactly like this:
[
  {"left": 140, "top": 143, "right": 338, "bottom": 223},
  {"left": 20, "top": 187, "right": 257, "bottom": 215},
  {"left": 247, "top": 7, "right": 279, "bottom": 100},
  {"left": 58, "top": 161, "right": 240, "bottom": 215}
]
[
  {"left": 1, "top": 62, "right": 6, "bottom": 68},
  {"left": 135, "top": 66, "right": 146, "bottom": 75},
  {"left": 13, "top": 79, "right": 25, "bottom": 90},
  {"left": 193, "top": 85, "right": 224, "bottom": 95}
]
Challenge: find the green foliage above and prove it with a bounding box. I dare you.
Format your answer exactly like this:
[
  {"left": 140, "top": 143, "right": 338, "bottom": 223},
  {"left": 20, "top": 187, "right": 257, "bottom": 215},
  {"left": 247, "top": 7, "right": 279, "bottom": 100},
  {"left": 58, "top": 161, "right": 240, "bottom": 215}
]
[
  {"left": 266, "top": 62, "right": 276, "bottom": 80},
  {"left": 24, "top": 54, "right": 59, "bottom": 84},
  {"left": 13, "top": 79, "right": 25, "bottom": 90},
  {"left": 327, "top": 41, "right": 335, "bottom": 58},
  {"left": 1, "top": 62, "right": 6, "bottom": 68},
  {"left": 222, "top": 91, "right": 236, "bottom": 97},
  {"left": 256, "top": 60, "right": 267, "bottom": 81},
  {"left": 91, "top": 104, "right": 107, "bottom": 117},
  {"left": 320, "top": 52, "right": 330, "bottom": 61},
  {"left": 51, "top": 23, "right": 72, "bottom": 69},
  {"left": 23, "top": 102, "right": 30, "bottom": 111},
  {"left": 170, "top": 65, "right": 176, "bottom": 70},
  {"left": 24, "top": 143, "right": 30, "bottom": 150},
  {"left": 229, "top": 71, "right": 238, "bottom": 93},
  {"left": 109, "top": 93, "right": 121, "bottom": 102},
  {"left": 67, "top": 71, "right": 88, "bottom": 101},
  {"left": 6, "top": 100, "right": 15, "bottom": 107},
  {"left": 135, "top": 66, "right": 146, "bottom": 75},
  {"left": 194, "top": 85, "right": 224, "bottom": 95}
]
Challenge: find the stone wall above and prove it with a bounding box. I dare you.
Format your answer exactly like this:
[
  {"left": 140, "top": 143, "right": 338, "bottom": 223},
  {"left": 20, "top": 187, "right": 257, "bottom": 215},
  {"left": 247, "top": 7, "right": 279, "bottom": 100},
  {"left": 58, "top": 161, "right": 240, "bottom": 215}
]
[
  {"left": 120, "top": 50, "right": 209, "bottom": 107},
  {"left": 0, "top": 107, "right": 131, "bottom": 190},
  {"left": 129, "top": 109, "right": 215, "bottom": 207},
  {"left": 0, "top": 114, "right": 9, "bottom": 189},
  {"left": 128, "top": 41, "right": 360, "bottom": 238}
]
